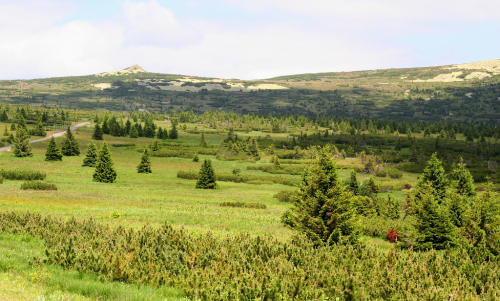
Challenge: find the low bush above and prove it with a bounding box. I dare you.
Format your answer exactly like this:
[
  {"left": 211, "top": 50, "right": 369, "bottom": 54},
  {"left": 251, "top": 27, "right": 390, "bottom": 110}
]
[
  {"left": 375, "top": 167, "right": 403, "bottom": 179},
  {"left": 1, "top": 211, "right": 498, "bottom": 300},
  {"left": 20, "top": 181, "right": 57, "bottom": 191},
  {"left": 177, "top": 170, "right": 300, "bottom": 186},
  {"left": 273, "top": 190, "right": 299, "bottom": 202},
  {"left": 0, "top": 176, "right": 3, "bottom": 184},
  {"left": 246, "top": 180, "right": 274, "bottom": 185},
  {"left": 0, "top": 169, "right": 46, "bottom": 181},
  {"left": 216, "top": 153, "right": 259, "bottom": 162},
  {"left": 220, "top": 201, "right": 267, "bottom": 209},
  {"left": 111, "top": 143, "right": 135, "bottom": 147},
  {"left": 152, "top": 150, "right": 194, "bottom": 159},
  {"left": 247, "top": 164, "right": 305, "bottom": 175}
]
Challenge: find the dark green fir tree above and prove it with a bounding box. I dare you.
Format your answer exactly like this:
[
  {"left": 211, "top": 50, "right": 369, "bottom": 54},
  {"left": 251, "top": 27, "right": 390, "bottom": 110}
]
[
  {"left": 169, "top": 122, "right": 178, "bottom": 139},
  {"left": 13, "top": 127, "right": 33, "bottom": 157},
  {"left": 82, "top": 142, "right": 98, "bottom": 167},
  {"left": 452, "top": 158, "right": 476, "bottom": 197},
  {"left": 92, "top": 123, "right": 104, "bottom": 140},
  {"left": 387, "top": 194, "right": 400, "bottom": 220},
  {"left": 415, "top": 190, "right": 458, "bottom": 250},
  {"left": 45, "top": 137, "right": 62, "bottom": 161},
  {"left": 200, "top": 133, "right": 208, "bottom": 147},
  {"left": 349, "top": 171, "right": 359, "bottom": 196},
  {"left": 193, "top": 153, "right": 199, "bottom": 162},
  {"left": 196, "top": 159, "right": 217, "bottom": 189},
  {"left": 129, "top": 125, "right": 139, "bottom": 138},
  {"left": 93, "top": 143, "right": 117, "bottom": 183},
  {"left": 285, "top": 145, "right": 359, "bottom": 246},
  {"left": 137, "top": 147, "right": 152, "bottom": 173},
  {"left": 417, "top": 153, "right": 447, "bottom": 201},
  {"left": 61, "top": 127, "right": 80, "bottom": 156}
]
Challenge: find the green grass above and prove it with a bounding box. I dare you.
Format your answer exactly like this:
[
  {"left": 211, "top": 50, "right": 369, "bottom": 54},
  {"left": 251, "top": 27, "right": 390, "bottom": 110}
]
[{"left": 0, "top": 233, "right": 187, "bottom": 301}]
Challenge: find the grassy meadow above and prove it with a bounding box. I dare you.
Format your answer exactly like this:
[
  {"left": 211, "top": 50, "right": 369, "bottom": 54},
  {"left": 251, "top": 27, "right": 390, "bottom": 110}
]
[{"left": 0, "top": 120, "right": 426, "bottom": 299}]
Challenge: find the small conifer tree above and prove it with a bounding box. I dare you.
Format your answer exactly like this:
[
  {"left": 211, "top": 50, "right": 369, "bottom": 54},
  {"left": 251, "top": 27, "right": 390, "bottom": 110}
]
[
  {"left": 137, "top": 147, "right": 152, "bottom": 173},
  {"left": 82, "top": 143, "right": 98, "bottom": 167},
  {"left": 349, "top": 171, "right": 359, "bottom": 195},
  {"left": 387, "top": 194, "right": 400, "bottom": 220},
  {"left": 415, "top": 190, "right": 458, "bottom": 250},
  {"left": 129, "top": 125, "right": 139, "bottom": 138},
  {"left": 196, "top": 159, "right": 217, "bottom": 189},
  {"left": 34, "top": 117, "right": 46, "bottom": 137},
  {"left": 13, "top": 127, "right": 33, "bottom": 157},
  {"left": 93, "top": 143, "right": 117, "bottom": 183},
  {"left": 200, "top": 133, "right": 208, "bottom": 147},
  {"left": 452, "top": 158, "right": 476, "bottom": 197},
  {"left": 92, "top": 123, "right": 104, "bottom": 140},
  {"left": 417, "top": 153, "right": 447, "bottom": 201},
  {"left": 285, "top": 145, "right": 359, "bottom": 246},
  {"left": 169, "top": 122, "right": 178, "bottom": 139},
  {"left": 45, "top": 137, "right": 62, "bottom": 161},
  {"left": 150, "top": 140, "right": 161, "bottom": 152},
  {"left": 193, "top": 153, "right": 199, "bottom": 162},
  {"left": 61, "top": 127, "right": 80, "bottom": 156}
]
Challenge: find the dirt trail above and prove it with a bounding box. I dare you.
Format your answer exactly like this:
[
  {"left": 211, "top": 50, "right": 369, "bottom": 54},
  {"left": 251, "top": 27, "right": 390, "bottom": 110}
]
[{"left": 0, "top": 122, "right": 90, "bottom": 153}]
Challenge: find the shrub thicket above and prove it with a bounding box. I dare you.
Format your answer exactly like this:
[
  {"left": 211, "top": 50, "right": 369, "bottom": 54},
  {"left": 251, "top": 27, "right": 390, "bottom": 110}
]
[
  {"left": 273, "top": 190, "right": 299, "bottom": 202},
  {"left": 20, "top": 181, "right": 57, "bottom": 190},
  {"left": 1, "top": 211, "right": 500, "bottom": 300},
  {"left": 220, "top": 201, "right": 267, "bottom": 209},
  {"left": 375, "top": 167, "right": 403, "bottom": 179},
  {"left": 0, "top": 169, "right": 46, "bottom": 181},
  {"left": 177, "top": 170, "right": 300, "bottom": 186}
]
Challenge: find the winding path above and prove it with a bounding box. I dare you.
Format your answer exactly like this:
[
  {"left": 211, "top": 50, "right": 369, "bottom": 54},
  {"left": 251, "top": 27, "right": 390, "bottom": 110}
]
[{"left": 0, "top": 121, "right": 90, "bottom": 153}]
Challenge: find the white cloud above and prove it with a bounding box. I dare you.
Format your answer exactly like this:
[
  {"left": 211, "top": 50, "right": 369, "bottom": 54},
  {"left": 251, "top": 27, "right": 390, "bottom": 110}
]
[{"left": 121, "top": 0, "right": 202, "bottom": 48}]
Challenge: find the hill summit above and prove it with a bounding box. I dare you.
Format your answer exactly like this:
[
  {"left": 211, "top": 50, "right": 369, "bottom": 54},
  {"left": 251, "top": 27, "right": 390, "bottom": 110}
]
[{"left": 96, "top": 64, "right": 147, "bottom": 77}]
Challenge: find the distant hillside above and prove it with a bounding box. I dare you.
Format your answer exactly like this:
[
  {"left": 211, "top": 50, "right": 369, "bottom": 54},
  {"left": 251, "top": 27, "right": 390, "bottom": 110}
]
[{"left": 1, "top": 60, "right": 500, "bottom": 124}]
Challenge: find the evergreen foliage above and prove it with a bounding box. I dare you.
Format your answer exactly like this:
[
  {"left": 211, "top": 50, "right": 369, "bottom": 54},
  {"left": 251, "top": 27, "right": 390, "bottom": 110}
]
[
  {"left": 200, "top": 133, "right": 208, "bottom": 147},
  {"left": 129, "top": 124, "right": 139, "bottom": 138},
  {"left": 193, "top": 153, "right": 199, "bottom": 162},
  {"left": 150, "top": 140, "right": 160, "bottom": 152},
  {"left": 92, "top": 123, "right": 104, "bottom": 140},
  {"left": 452, "top": 159, "right": 476, "bottom": 197},
  {"left": 137, "top": 147, "right": 152, "bottom": 173},
  {"left": 349, "top": 171, "right": 359, "bottom": 195},
  {"left": 387, "top": 194, "right": 400, "bottom": 220},
  {"left": 169, "top": 122, "right": 178, "bottom": 139},
  {"left": 417, "top": 153, "right": 447, "bottom": 201},
  {"left": 61, "top": 127, "right": 80, "bottom": 156},
  {"left": 196, "top": 159, "right": 217, "bottom": 189},
  {"left": 93, "top": 143, "right": 117, "bottom": 183},
  {"left": 462, "top": 184, "right": 500, "bottom": 261},
  {"left": 33, "top": 117, "right": 46, "bottom": 137},
  {"left": 13, "top": 127, "right": 33, "bottom": 157},
  {"left": 45, "top": 137, "right": 62, "bottom": 161},
  {"left": 82, "top": 143, "right": 98, "bottom": 167},
  {"left": 285, "top": 145, "right": 359, "bottom": 246},
  {"left": 415, "top": 190, "right": 458, "bottom": 250}
]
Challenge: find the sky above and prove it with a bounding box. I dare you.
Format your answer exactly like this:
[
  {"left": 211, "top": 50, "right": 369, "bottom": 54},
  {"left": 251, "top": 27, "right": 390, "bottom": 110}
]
[{"left": 0, "top": 0, "right": 499, "bottom": 80}]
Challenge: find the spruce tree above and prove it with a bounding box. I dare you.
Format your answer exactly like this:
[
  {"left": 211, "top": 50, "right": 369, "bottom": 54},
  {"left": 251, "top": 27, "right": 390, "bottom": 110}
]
[
  {"left": 129, "top": 125, "right": 139, "bottom": 138},
  {"left": 13, "top": 127, "right": 33, "bottom": 157},
  {"left": 33, "top": 117, "right": 46, "bottom": 137},
  {"left": 82, "top": 143, "right": 98, "bottom": 167},
  {"left": 462, "top": 183, "right": 500, "bottom": 261},
  {"left": 415, "top": 190, "right": 458, "bottom": 250},
  {"left": 193, "top": 153, "right": 199, "bottom": 162},
  {"left": 387, "top": 194, "right": 400, "bottom": 220},
  {"left": 286, "top": 145, "right": 359, "bottom": 246},
  {"left": 45, "top": 137, "right": 62, "bottom": 161},
  {"left": 92, "top": 123, "right": 104, "bottom": 140},
  {"left": 137, "top": 147, "right": 152, "bottom": 173},
  {"left": 452, "top": 158, "right": 476, "bottom": 197},
  {"left": 200, "top": 133, "right": 208, "bottom": 147},
  {"left": 150, "top": 140, "right": 160, "bottom": 151},
  {"left": 349, "top": 171, "right": 359, "bottom": 195},
  {"left": 417, "top": 153, "right": 447, "bottom": 201},
  {"left": 196, "top": 159, "right": 217, "bottom": 189},
  {"left": 93, "top": 143, "right": 117, "bottom": 183},
  {"left": 61, "top": 127, "right": 80, "bottom": 156},
  {"left": 169, "top": 122, "right": 178, "bottom": 139},
  {"left": 3, "top": 125, "right": 8, "bottom": 136}
]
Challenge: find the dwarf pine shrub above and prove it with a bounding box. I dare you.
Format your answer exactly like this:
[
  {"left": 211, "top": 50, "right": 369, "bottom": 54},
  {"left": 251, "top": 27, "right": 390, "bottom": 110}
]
[
  {"left": 20, "top": 181, "right": 57, "bottom": 190},
  {"left": 0, "top": 169, "right": 46, "bottom": 181}
]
